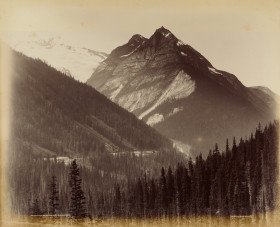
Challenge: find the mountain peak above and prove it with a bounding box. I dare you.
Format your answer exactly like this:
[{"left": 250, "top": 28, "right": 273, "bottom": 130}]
[
  {"left": 156, "top": 26, "right": 171, "bottom": 34},
  {"left": 154, "top": 26, "right": 174, "bottom": 38},
  {"left": 150, "top": 26, "right": 177, "bottom": 44},
  {"left": 88, "top": 27, "right": 277, "bottom": 156},
  {"left": 128, "top": 34, "right": 147, "bottom": 44}
]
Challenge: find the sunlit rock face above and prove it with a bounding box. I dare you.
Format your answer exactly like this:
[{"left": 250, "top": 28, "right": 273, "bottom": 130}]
[{"left": 88, "top": 27, "right": 277, "bottom": 156}]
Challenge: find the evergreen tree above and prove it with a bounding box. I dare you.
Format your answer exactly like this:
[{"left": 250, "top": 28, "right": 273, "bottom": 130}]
[
  {"left": 159, "top": 167, "right": 168, "bottom": 216},
  {"left": 136, "top": 178, "right": 144, "bottom": 217},
  {"left": 166, "top": 167, "right": 175, "bottom": 215},
  {"left": 49, "top": 175, "right": 59, "bottom": 215},
  {"left": 113, "top": 184, "right": 122, "bottom": 216},
  {"left": 183, "top": 167, "right": 192, "bottom": 215},
  {"left": 149, "top": 178, "right": 157, "bottom": 216},
  {"left": 143, "top": 174, "right": 149, "bottom": 217},
  {"left": 226, "top": 139, "right": 229, "bottom": 153},
  {"left": 69, "top": 160, "right": 87, "bottom": 219},
  {"left": 31, "top": 198, "right": 42, "bottom": 215},
  {"left": 88, "top": 191, "right": 94, "bottom": 217},
  {"left": 175, "top": 163, "right": 185, "bottom": 215}
]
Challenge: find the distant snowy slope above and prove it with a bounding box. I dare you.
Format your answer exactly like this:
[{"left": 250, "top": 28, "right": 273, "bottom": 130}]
[{"left": 8, "top": 36, "right": 107, "bottom": 82}]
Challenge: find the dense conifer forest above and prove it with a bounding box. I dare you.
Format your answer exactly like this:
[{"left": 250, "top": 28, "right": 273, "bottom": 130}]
[
  {"left": 9, "top": 121, "right": 278, "bottom": 217},
  {"left": 91, "top": 122, "right": 279, "bottom": 217}
]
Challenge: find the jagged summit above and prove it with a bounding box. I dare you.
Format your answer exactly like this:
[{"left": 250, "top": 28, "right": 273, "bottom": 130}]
[
  {"left": 105, "top": 34, "right": 146, "bottom": 63},
  {"left": 155, "top": 26, "right": 172, "bottom": 35},
  {"left": 150, "top": 26, "right": 178, "bottom": 43},
  {"left": 107, "top": 27, "right": 180, "bottom": 62}
]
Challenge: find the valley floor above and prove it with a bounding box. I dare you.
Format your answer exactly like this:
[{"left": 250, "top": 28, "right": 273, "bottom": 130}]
[{"left": 2, "top": 212, "right": 280, "bottom": 227}]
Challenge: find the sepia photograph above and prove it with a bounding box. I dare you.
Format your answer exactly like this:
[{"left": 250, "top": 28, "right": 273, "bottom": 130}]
[{"left": 0, "top": 0, "right": 279, "bottom": 226}]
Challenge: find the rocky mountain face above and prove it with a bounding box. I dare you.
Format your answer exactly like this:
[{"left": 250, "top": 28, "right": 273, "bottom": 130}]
[
  {"left": 8, "top": 36, "right": 107, "bottom": 82},
  {"left": 87, "top": 26, "right": 278, "bottom": 156}
]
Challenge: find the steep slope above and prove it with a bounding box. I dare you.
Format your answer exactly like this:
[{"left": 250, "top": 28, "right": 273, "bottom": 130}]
[
  {"left": 10, "top": 48, "right": 175, "bottom": 161},
  {"left": 248, "top": 86, "right": 279, "bottom": 111},
  {"left": 9, "top": 36, "right": 107, "bottom": 82},
  {"left": 87, "top": 26, "right": 277, "bottom": 156}
]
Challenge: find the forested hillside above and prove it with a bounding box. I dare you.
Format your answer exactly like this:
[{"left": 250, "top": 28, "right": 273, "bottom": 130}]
[
  {"left": 9, "top": 122, "right": 278, "bottom": 217},
  {"left": 102, "top": 122, "right": 278, "bottom": 217},
  {"left": 8, "top": 48, "right": 185, "bottom": 215},
  {"left": 10, "top": 49, "right": 174, "bottom": 157}
]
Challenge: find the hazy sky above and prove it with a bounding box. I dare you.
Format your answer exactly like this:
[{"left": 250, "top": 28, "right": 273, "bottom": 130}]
[{"left": 1, "top": 0, "right": 280, "bottom": 94}]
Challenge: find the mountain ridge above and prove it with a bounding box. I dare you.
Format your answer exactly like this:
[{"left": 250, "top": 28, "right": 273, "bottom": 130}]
[{"left": 87, "top": 26, "right": 277, "bottom": 155}]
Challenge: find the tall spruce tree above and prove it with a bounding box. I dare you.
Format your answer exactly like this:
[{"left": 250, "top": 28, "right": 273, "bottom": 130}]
[
  {"left": 30, "top": 198, "right": 42, "bottom": 215},
  {"left": 49, "top": 175, "right": 59, "bottom": 215},
  {"left": 166, "top": 167, "right": 175, "bottom": 215},
  {"left": 143, "top": 174, "right": 149, "bottom": 217},
  {"left": 149, "top": 178, "right": 157, "bottom": 216},
  {"left": 136, "top": 178, "right": 144, "bottom": 217},
  {"left": 160, "top": 167, "right": 168, "bottom": 216},
  {"left": 69, "top": 160, "right": 87, "bottom": 218},
  {"left": 175, "top": 163, "right": 184, "bottom": 215},
  {"left": 113, "top": 184, "right": 122, "bottom": 217}
]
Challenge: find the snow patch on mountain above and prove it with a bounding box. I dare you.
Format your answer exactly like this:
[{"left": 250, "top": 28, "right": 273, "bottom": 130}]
[
  {"left": 208, "top": 67, "right": 222, "bottom": 75},
  {"left": 177, "top": 40, "right": 185, "bottom": 46},
  {"left": 146, "top": 106, "right": 184, "bottom": 126},
  {"left": 120, "top": 45, "right": 141, "bottom": 58},
  {"left": 157, "top": 27, "right": 172, "bottom": 37},
  {"left": 181, "top": 51, "right": 188, "bottom": 57},
  {"left": 168, "top": 107, "right": 183, "bottom": 117},
  {"left": 139, "top": 70, "right": 195, "bottom": 119},
  {"left": 9, "top": 37, "right": 107, "bottom": 82},
  {"left": 147, "top": 113, "right": 164, "bottom": 126},
  {"left": 163, "top": 32, "right": 172, "bottom": 38}
]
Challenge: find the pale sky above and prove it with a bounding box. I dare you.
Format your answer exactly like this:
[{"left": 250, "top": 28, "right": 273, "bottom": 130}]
[{"left": 1, "top": 0, "right": 280, "bottom": 94}]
